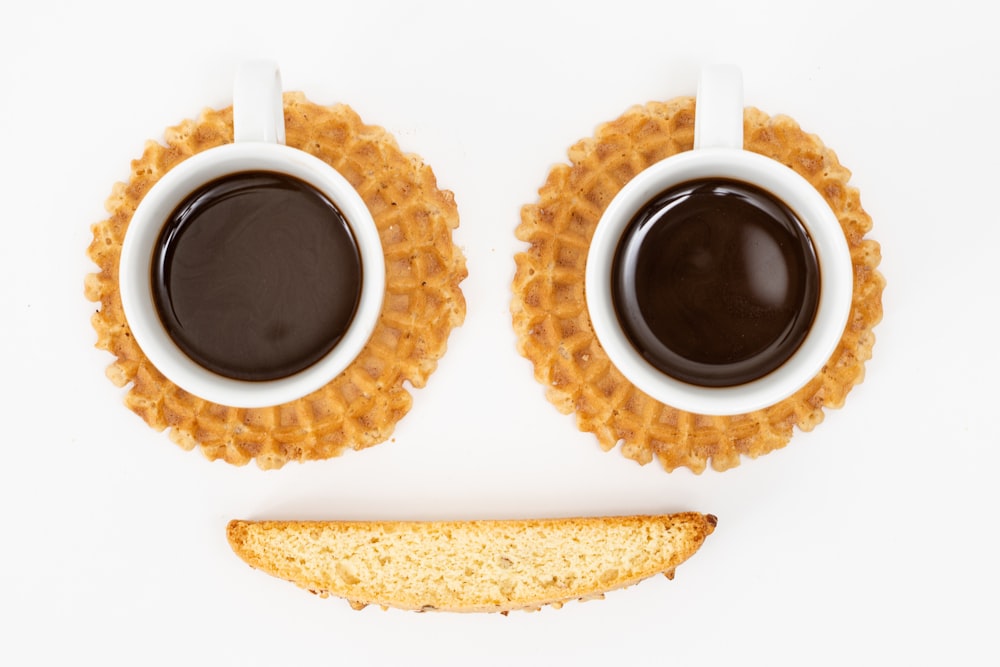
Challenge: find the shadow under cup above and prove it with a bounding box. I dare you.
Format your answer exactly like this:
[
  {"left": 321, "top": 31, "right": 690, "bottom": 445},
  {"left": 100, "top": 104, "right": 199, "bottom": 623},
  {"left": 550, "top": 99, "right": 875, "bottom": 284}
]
[{"left": 611, "top": 177, "right": 820, "bottom": 388}]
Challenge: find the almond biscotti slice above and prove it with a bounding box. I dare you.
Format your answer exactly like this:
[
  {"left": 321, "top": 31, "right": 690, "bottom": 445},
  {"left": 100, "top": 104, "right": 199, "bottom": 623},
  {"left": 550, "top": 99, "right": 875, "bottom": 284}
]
[{"left": 227, "top": 513, "right": 716, "bottom": 613}]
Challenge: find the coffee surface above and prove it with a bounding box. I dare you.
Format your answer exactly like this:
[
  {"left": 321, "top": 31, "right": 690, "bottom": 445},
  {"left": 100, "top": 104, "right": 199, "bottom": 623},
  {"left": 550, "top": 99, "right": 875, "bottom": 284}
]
[
  {"left": 611, "top": 178, "right": 820, "bottom": 387},
  {"left": 151, "top": 171, "right": 362, "bottom": 382}
]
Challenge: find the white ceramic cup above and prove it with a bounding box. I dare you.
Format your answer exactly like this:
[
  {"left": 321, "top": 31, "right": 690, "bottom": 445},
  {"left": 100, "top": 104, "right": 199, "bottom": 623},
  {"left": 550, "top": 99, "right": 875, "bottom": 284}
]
[
  {"left": 586, "top": 65, "right": 852, "bottom": 416},
  {"left": 119, "top": 62, "right": 385, "bottom": 408}
]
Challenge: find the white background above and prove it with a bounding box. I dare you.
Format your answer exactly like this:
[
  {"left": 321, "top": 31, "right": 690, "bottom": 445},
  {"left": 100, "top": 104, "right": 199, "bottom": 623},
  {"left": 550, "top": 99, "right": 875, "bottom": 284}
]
[{"left": 2, "top": 1, "right": 997, "bottom": 665}]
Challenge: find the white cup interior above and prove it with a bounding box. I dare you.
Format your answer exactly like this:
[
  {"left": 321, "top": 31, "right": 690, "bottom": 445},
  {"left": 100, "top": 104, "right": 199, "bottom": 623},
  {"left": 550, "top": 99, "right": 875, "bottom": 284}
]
[
  {"left": 586, "top": 147, "right": 853, "bottom": 415},
  {"left": 119, "top": 142, "right": 385, "bottom": 408}
]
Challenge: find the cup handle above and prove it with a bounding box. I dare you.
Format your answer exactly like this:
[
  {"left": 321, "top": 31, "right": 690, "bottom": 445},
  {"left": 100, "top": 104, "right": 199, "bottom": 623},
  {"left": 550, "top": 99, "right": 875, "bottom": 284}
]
[
  {"left": 694, "top": 65, "right": 744, "bottom": 150},
  {"left": 233, "top": 60, "right": 286, "bottom": 144}
]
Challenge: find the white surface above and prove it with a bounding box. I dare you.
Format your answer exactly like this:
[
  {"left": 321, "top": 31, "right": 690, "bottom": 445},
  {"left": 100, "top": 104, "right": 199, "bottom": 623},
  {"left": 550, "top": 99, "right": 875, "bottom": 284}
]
[{"left": 1, "top": 1, "right": 997, "bottom": 665}]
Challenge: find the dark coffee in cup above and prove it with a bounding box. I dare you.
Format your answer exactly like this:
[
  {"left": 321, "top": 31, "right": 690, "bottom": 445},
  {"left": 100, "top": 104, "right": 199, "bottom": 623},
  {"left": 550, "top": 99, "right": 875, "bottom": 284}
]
[
  {"left": 611, "top": 178, "right": 820, "bottom": 387},
  {"left": 150, "top": 170, "right": 362, "bottom": 382}
]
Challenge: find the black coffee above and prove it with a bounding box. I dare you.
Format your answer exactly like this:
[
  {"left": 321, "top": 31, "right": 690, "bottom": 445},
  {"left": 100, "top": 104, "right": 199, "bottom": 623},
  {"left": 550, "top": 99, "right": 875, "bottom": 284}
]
[
  {"left": 151, "top": 171, "right": 362, "bottom": 382},
  {"left": 611, "top": 178, "right": 820, "bottom": 387}
]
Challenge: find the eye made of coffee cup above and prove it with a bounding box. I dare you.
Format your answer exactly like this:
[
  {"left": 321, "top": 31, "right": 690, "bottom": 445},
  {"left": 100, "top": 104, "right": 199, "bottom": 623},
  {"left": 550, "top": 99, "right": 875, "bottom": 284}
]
[
  {"left": 117, "top": 63, "right": 385, "bottom": 409},
  {"left": 611, "top": 178, "right": 820, "bottom": 388},
  {"left": 151, "top": 170, "right": 363, "bottom": 383}
]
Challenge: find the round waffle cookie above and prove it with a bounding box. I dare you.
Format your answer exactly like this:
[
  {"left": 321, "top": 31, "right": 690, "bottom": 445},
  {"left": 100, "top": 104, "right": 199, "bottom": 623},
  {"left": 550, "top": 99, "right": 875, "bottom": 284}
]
[
  {"left": 512, "top": 97, "right": 884, "bottom": 473},
  {"left": 86, "top": 93, "right": 467, "bottom": 469}
]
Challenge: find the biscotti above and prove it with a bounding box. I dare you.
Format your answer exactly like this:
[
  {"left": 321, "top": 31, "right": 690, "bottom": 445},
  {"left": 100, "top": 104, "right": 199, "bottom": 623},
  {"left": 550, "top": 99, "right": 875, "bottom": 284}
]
[{"left": 227, "top": 513, "right": 717, "bottom": 613}]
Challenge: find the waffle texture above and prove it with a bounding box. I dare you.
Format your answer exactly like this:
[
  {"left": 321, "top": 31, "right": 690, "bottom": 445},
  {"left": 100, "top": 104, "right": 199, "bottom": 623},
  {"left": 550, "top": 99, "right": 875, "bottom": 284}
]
[
  {"left": 512, "top": 98, "right": 884, "bottom": 473},
  {"left": 227, "top": 513, "right": 716, "bottom": 613},
  {"left": 86, "top": 93, "right": 467, "bottom": 468}
]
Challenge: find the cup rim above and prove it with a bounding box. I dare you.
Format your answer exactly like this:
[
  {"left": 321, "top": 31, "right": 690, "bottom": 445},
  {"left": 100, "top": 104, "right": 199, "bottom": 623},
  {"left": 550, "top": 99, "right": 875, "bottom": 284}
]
[
  {"left": 585, "top": 147, "right": 853, "bottom": 415},
  {"left": 119, "top": 141, "right": 385, "bottom": 408}
]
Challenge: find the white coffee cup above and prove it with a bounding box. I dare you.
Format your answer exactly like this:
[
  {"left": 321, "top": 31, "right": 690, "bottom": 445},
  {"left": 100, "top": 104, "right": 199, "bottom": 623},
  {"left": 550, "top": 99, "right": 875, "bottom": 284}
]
[
  {"left": 119, "top": 62, "right": 385, "bottom": 408},
  {"left": 586, "top": 65, "right": 852, "bottom": 416}
]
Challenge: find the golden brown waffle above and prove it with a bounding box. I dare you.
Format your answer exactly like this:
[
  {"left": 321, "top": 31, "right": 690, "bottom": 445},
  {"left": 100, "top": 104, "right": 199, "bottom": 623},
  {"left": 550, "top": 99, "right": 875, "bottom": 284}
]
[
  {"left": 85, "top": 93, "right": 467, "bottom": 469},
  {"left": 227, "top": 513, "right": 717, "bottom": 613},
  {"left": 512, "top": 98, "right": 884, "bottom": 473}
]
